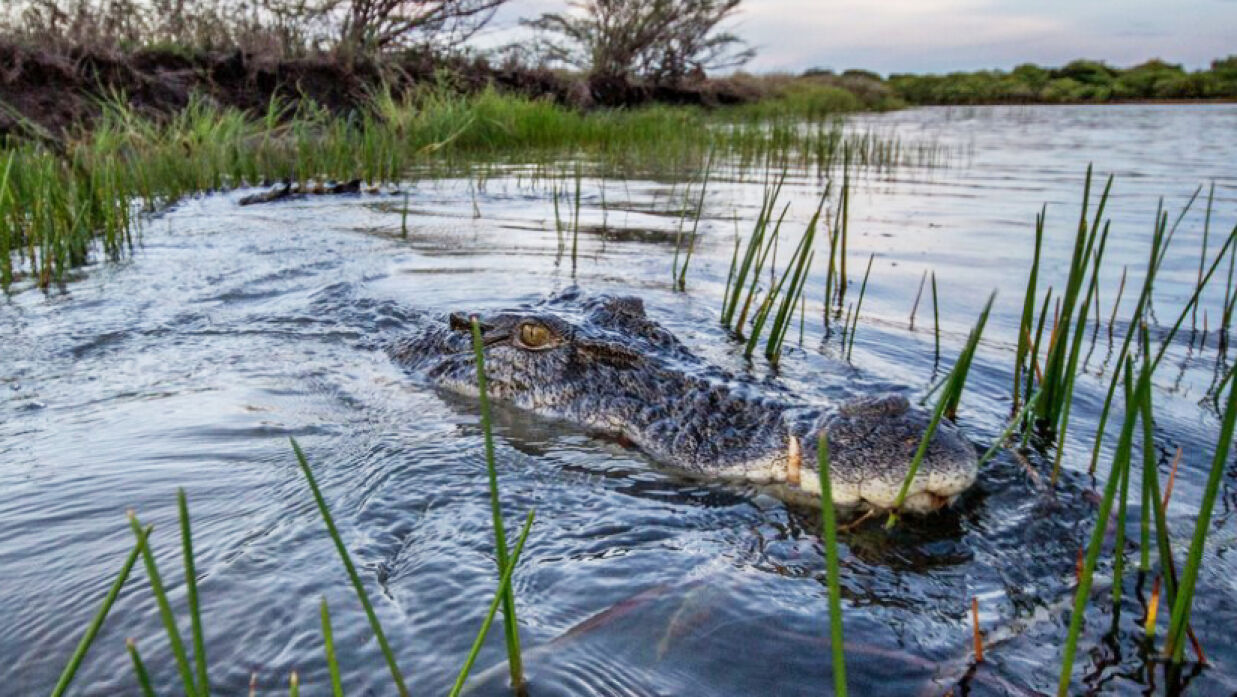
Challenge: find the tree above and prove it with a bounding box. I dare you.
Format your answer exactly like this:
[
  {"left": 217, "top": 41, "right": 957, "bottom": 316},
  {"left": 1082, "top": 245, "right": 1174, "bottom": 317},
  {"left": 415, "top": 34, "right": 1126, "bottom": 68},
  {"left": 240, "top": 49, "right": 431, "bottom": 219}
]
[
  {"left": 524, "top": 0, "right": 753, "bottom": 89},
  {"left": 336, "top": 0, "right": 509, "bottom": 51},
  {"left": 2, "top": 0, "right": 509, "bottom": 55}
]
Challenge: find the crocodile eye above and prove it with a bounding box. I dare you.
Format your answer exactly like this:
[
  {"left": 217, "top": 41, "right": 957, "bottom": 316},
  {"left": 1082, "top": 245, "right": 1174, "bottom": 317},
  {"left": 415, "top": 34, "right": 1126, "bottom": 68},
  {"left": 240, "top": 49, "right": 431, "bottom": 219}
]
[{"left": 516, "top": 322, "right": 555, "bottom": 350}]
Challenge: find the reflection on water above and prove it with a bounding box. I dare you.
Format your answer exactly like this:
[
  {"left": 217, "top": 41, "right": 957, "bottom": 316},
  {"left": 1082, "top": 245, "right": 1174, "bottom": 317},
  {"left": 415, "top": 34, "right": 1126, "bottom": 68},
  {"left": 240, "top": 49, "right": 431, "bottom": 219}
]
[{"left": 2, "top": 104, "right": 1237, "bottom": 696}]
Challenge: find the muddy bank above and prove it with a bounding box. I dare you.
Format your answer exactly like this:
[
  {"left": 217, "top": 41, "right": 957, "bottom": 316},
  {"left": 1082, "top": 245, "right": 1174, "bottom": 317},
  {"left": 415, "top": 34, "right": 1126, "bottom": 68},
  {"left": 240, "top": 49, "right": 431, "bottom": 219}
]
[{"left": 0, "top": 43, "right": 758, "bottom": 141}]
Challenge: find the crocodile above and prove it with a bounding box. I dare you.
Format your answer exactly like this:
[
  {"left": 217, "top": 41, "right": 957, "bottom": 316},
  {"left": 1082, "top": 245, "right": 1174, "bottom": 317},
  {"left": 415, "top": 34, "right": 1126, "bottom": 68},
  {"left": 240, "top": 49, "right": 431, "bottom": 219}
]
[{"left": 389, "top": 288, "right": 978, "bottom": 513}]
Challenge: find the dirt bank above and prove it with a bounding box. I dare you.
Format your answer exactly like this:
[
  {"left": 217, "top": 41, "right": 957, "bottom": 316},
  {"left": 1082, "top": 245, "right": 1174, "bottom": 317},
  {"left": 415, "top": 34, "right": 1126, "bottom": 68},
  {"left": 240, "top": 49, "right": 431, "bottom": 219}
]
[{"left": 0, "top": 43, "right": 755, "bottom": 142}]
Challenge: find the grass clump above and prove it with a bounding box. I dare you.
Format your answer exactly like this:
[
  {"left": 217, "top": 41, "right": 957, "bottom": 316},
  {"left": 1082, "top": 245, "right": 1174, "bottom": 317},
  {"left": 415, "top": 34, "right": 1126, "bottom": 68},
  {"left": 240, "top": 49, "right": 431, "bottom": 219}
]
[{"left": 0, "top": 86, "right": 940, "bottom": 291}]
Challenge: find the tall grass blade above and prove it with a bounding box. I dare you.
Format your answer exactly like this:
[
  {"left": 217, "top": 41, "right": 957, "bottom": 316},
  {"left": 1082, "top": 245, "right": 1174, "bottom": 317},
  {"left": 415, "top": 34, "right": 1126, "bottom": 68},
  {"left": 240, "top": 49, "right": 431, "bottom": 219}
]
[
  {"left": 677, "top": 152, "right": 713, "bottom": 291},
  {"left": 931, "top": 272, "right": 940, "bottom": 363},
  {"left": 1014, "top": 208, "right": 1046, "bottom": 410},
  {"left": 1150, "top": 224, "right": 1237, "bottom": 370},
  {"left": 816, "top": 435, "right": 847, "bottom": 697},
  {"left": 320, "top": 598, "right": 345, "bottom": 697},
  {"left": 126, "top": 639, "right": 157, "bottom": 697},
  {"left": 845, "top": 253, "right": 874, "bottom": 360},
  {"left": 128, "top": 512, "right": 200, "bottom": 697},
  {"left": 1087, "top": 210, "right": 1168, "bottom": 474},
  {"left": 469, "top": 316, "right": 525, "bottom": 689},
  {"left": 976, "top": 389, "right": 1043, "bottom": 468},
  {"left": 178, "top": 489, "right": 209, "bottom": 697},
  {"left": 1056, "top": 359, "right": 1147, "bottom": 696},
  {"left": 290, "top": 439, "right": 409, "bottom": 697},
  {"left": 50, "top": 525, "right": 151, "bottom": 697},
  {"left": 1164, "top": 364, "right": 1237, "bottom": 661},
  {"left": 448, "top": 509, "right": 536, "bottom": 697},
  {"left": 886, "top": 293, "right": 994, "bottom": 526}
]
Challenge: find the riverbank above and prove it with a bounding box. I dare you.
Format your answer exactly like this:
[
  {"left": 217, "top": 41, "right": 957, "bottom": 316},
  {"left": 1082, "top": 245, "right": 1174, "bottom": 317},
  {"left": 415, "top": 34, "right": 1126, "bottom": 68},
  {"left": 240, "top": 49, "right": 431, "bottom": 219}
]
[{"left": 0, "top": 41, "right": 900, "bottom": 142}]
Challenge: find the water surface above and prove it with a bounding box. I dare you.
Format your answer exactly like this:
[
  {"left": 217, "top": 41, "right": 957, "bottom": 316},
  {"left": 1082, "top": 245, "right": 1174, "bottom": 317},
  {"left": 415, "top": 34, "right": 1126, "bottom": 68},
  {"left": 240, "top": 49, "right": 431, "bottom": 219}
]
[{"left": 3, "top": 104, "right": 1237, "bottom": 695}]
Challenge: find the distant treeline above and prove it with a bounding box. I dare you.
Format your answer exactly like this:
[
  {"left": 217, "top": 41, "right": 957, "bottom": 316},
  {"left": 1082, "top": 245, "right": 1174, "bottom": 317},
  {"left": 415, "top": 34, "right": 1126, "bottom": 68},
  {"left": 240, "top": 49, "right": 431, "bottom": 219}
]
[{"left": 843, "top": 57, "right": 1237, "bottom": 105}]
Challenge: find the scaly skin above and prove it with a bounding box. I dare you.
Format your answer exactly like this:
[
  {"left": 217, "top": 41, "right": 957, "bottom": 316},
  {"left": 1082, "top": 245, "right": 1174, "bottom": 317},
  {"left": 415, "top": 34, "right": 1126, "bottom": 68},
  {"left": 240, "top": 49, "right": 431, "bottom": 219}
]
[{"left": 390, "top": 289, "right": 978, "bottom": 513}]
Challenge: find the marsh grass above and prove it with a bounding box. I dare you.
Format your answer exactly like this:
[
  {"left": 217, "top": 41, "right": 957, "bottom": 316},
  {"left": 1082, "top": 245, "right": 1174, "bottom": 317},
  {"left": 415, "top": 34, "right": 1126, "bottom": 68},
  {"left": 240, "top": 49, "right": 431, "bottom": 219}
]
[
  {"left": 1057, "top": 359, "right": 1146, "bottom": 696},
  {"left": 1, "top": 88, "right": 941, "bottom": 291},
  {"left": 844, "top": 253, "right": 874, "bottom": 361},
  {"left": 885, "top": 292, "right": 994, "bottom": 528},
  {"left": 1164, "top": 363, "right": 1237, "bottom": 661},
  {"left": 50, "top": 526, "right": 150, "bottom": 697},
  {"left": 720, "top": 175, "right": 823, "bottom": 364},
  {"left": 293, "top": 438, "right": 410, "bottom": 696},
  {"left": 52, "top": 436, "right": 538, "bottom": 697},
  {"left": 673, "top": 152, "right": 714, "bottom": 291},
  {"left": 469, "top": 316, "right": 527, "bottom": 689},
  {"left": 816, "top": 435, "right": 848, "bottom": 697}
]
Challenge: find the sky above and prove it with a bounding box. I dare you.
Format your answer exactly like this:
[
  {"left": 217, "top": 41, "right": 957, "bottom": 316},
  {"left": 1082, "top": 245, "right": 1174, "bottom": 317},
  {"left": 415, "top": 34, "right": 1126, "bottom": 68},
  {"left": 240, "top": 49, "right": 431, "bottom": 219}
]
[{"left": 480, "top": 0, "right": 1237, "bottom": 75}]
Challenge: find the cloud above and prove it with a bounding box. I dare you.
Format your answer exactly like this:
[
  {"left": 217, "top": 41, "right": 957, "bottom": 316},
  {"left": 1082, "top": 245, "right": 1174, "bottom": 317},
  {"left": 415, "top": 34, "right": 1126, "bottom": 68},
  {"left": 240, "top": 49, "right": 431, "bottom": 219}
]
[{"left": 482, "top": 0, "right": 1237, "bottom": 74}]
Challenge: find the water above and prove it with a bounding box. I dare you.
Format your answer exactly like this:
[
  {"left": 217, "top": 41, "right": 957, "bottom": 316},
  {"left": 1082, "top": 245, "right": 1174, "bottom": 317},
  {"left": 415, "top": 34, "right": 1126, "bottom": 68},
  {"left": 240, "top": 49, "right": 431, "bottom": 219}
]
[{"left": 3, "top": 104, "right": 1237, "bottom": 696}]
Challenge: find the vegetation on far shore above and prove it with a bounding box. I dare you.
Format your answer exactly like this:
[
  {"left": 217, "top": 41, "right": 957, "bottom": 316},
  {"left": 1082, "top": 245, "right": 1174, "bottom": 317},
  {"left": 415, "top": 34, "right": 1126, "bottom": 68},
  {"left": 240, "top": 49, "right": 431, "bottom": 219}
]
[{"left": 883, "top": 56, "right": 1237, "bottom": 105}]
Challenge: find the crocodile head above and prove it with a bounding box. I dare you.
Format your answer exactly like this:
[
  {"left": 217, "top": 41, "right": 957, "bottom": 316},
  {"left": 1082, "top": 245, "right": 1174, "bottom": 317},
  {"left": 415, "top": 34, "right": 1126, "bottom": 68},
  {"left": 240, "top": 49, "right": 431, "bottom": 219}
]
[{"left": 390, "top": 289, "right": 978, "bottom": 513}]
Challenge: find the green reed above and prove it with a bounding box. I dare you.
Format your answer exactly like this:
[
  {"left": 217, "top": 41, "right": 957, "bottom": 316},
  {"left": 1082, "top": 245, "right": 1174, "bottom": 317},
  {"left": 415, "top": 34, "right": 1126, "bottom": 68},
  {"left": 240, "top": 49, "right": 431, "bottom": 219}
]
[
  {"left": 128, "top": 510, "right": 200, "bottom": 697},
  {"left": 400, "top": 192, "right": 410, "bottom": 238},
  {"left": 739, "top": 190, "right": 824, "bottom": 363},
  {"left": 1047, "top": 214, "right": 1111, "bottom": 484},
  {"left": 816, "top": 435, "right": 848, "bottom": 697},
  {"left": 722, "top": 172, "right": 785, "bottom": 330},
  {"left": 736, "top": 213, "right": 789, "bottom": 337},
  {"left": 823, "top": 183, "right": 843, "bottom": 331},
  {"left": 908, "top": 269, "right": 927, "bottom": 331},
  {"left": 885, "top": 292, "right": 994, "bottom": 528},
  {"left": 844, "top": 253, "right": 874, "bottom": 361},
  {"left": 178, "top": 489, "right": 208, "bottom": 696},
  {"left": 931, "top": 272, "right": 940, "bottom": 363},
  {"left": 319, "top": 598, "right": 344, "bottom": 697},
  {"left": 50, "top": 525, "right": 151, "bottom": 697},
  {"left": 674, "top": 152, "right": 714, "bottom": 291},
  {"left": 2, "top": 86, "right": 936, "bottom": 291},
  {"left": 126, "top": 639, "right": 157, "bottom": 697},
  {"left": 1149, "top": 221, "right": 1237, "bottom": 370},
  {"left": 449, "top": 510, "right": 536, "bottom": 697},
  {"left": 766, "top": 190, "right": 828, "bottom": 361},
  {"left": 1139, "top": 331, "right": 1183, "bottom": 640},
  {"left": 1164, "top": 358, "right": 1237, "bottom": 661},
  {"left": 55, "top": 434, "right": 540, "bottom": 696},
  {"left": 1013, "top": 207, "right": 1045, "bottom": 411},
  {"left": 571, "top": 164, "right": 582, "bottom": 275},
  {"left": 976, "top": 389, "right": 1043, "bottom": 468},
  {"left": 552, "top": 182, "right": 565, "bottom": 258},
  {"left": 836, "top": 151, "right": 851, "bottom": 306},
  {"left": 1193, "top": 183, "right": 1215, "bottom": 330},
  {"left": 1057, "top": 359, "right": 1146, "bottom": 696},
  {"left": 1032, "top": 167, "right": 1111, "bottom": 437},
  {"left": 292, "top": 438, "right": 409, "bottom": 696},
  {"left": 470, "top": 316, "right": 527, "bottom": 690}
]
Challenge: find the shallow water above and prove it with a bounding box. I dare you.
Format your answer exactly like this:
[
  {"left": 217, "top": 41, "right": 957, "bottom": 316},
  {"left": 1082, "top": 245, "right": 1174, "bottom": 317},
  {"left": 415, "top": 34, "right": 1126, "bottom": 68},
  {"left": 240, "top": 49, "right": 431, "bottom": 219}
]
[{"left": 3, "top": 104, "right": 1237, "bottom": 696}]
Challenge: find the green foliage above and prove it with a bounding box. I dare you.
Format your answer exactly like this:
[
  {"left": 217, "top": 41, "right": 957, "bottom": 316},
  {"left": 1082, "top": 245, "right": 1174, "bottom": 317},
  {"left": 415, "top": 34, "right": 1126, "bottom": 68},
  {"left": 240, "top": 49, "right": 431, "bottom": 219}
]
[
  {"left": 0, "top": 87, "right": 926, "bottom": 290},
  {"left": 889, "top": 56, "right": 1237, "bottom": 105}
]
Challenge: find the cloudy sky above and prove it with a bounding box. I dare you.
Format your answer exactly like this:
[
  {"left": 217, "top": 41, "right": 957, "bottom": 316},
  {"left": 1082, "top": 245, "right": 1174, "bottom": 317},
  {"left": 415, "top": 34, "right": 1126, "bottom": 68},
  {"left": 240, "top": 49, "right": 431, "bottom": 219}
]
[{"left": 482, "top": 0, "right": 1237, "bottom": 75}]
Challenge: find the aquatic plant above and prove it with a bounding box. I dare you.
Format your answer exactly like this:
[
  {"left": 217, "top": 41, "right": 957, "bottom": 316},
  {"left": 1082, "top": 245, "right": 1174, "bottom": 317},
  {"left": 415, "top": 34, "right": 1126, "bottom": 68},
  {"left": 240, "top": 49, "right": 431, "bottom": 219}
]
[
  {"left": 49, "top": 435, "right": 538, "bottom": 696},
  {"left": 469, "top": 316, "right": 527, "bottom": 689},
  {"left": 816, "top": 435, "right": 848, "bottom": 697},
  {"left": 1056, "top": 359, "right": 1147, "bottom": 696},
  {"left": 885, "top": 292, "right": 994, "bottom": 528},
  {"left": 1, "top": 89, "right": 941, "bottom": 291}
]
